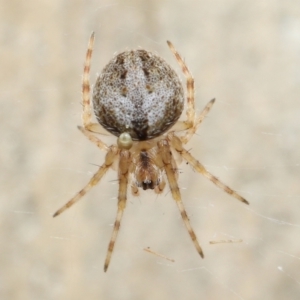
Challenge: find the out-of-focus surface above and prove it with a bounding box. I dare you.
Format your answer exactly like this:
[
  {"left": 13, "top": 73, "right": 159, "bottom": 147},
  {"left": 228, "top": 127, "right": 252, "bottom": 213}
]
[{"left": 1, "top": 0, "right": 300, "bottom": 299}]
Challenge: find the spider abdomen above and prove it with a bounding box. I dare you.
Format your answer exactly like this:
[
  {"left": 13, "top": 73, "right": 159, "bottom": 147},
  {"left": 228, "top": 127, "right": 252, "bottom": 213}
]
[{"left": 93, "top": 50, "right": 184, "bottom": 141}]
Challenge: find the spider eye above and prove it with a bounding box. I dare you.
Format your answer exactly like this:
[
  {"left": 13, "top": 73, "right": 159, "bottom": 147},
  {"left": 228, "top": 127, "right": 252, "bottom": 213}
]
[{"left": 117, "top": 132, "right": 133, "bottom": 150}]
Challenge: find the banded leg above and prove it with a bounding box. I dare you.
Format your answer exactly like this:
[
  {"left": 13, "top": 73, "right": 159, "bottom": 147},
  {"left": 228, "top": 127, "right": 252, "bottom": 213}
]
[
  {"left": 78, "top": 126, "right": 110, "bottom": 152},
  {"left": 53, "top": 145, "right": 118, "bottom": 217},
  {"left": 180, "top": 98, "right": 215, "bottom": 144},
  {"left": 167, "top": 41, "right": 195, "bottom": 128},
  {"left": 104, "top": 150, "right": 131, "bottom": 272},
  {"left": 81, "top": 32, "right": 101, "bottom": 132},
  {"left": 168, "top": 133, "right": 249, "bottom": 205},
  {"left": 82, "top": 32, "right": 94, "bottom": 128},
  {"left": 157, "top": 139, "right": 204, "bottom": 259}
]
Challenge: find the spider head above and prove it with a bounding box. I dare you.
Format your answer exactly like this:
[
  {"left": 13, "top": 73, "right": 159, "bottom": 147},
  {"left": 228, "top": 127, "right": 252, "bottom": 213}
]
[{"left": 135, "top": 149, "right": 162, "bottom": 191}]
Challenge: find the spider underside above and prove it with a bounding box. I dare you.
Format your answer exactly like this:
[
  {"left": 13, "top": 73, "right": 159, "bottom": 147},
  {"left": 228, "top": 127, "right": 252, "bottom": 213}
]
[{"left": 53, "top": 33, "right": 249, "bottom": 272}]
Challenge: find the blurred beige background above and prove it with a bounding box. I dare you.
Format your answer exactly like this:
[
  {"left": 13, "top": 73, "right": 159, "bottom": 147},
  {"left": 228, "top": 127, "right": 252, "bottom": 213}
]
[{"left": 1, "top": 0, "right": 300, "bottom": 299}]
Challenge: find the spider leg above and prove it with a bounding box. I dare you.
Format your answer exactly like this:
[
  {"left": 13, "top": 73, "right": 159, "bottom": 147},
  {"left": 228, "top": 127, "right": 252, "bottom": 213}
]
[
  {"left": 53, "top": 145, "right": 118, "bottom": 217},
  {"left": 84, "top": 122, "right": 112, "bottom": 135},
  {"left": 81, "top": 33, "right": 110, "bottom": 134},
  {"left": 82, "top": 32, "right": 95, "bottom": 129},
  {"left": 157, "top": 139, "right": 204, "bottom": 259},
  {"left": 104, "top": 150, "right": 131, "bottom": 272},
  {"left": 167, "top": 41, "right": 195, "bottom": 129},
  {"left": 78, "top": 126, "right": 110, "bottom": 152},
  {"left": 131, "top": 181, "right": 140, "bottom": 196},
  {"left": 168, "top": 133, "right": 249, "bottom": 205},
  {"left": 180, "top": 98, "right": 215, "bottom": 144},
  {"left": 154, "top": 177, "right": 166, "bottom": 194}
]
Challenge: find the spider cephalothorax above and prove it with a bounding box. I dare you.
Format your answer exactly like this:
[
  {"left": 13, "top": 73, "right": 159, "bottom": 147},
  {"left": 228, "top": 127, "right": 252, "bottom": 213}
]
[{"left": 54, "top": 33, "right": 249, "bottom": 272}]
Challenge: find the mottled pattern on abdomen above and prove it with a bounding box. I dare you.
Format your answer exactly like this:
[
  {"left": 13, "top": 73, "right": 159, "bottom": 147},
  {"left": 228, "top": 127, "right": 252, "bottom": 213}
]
[{"left": 93, "top": 49, "right": 184, "bottom": 141}]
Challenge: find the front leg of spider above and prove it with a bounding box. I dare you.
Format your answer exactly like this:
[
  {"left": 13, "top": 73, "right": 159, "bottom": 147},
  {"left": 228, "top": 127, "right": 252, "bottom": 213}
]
[
  {"left": 104, "top": 146, "right": 131, "bottom": 272},
  {"left": 53, "top": 145, "right": 118, "bottom": 217},
  {"left": 157, "top": 139, "right": 204, "bottom": 258}
]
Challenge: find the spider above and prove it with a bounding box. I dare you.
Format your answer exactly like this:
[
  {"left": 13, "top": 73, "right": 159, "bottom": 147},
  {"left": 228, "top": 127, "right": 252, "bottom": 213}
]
[{"left": 53, "top": 32, "right": 249, "bottom": 272}]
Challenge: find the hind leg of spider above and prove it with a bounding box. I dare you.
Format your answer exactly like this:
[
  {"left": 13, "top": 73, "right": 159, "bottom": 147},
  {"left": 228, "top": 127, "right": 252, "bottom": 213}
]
[
  {"left": 81, "top": 32, "right": 109, "bottom": 135},
  {"left": 53, "top": 145, "right": 118, "bottom": 217},
  {"left": 157, "top": 139, "right": 204, "bottom": 259},
  {"left": 168, "top": 133, "right": 249, "bottom": 205},
  {"left": 167, "top": 41, "right": 195, "bottom": 130},
  {"left": 104, "top": 150, "right": 131, "bottom": 272},
  {"left": 78, "top": 126, "right": 110, "bottom": 152},
  {"left": 171, "top": 98, "right": 215, "bottom": 137},
  {"left": 180, "top": 98, "right": 216, "bottom": 144},
  {"left": 81, "top": 32, "right": 96, "bottom": 129}
]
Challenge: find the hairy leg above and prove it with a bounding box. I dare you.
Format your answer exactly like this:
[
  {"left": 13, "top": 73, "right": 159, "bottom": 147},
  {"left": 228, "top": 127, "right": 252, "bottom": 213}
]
[
  {"left": 180, "top": 98, "right": 215, "bottom": 144},
  {"left": 168, "top": 133, "right": 249, "bottom": 205},
  {"left": 53, "top": 145, "right": 118, "bottom": 217},
  {"left": 82, "top": 32, "right": 95, "bottom": 129},
  {"left": 157, "top": 139, "right": 204, "bottom": 258},
  {"left": 167, "top": 40, "right": 195, "bottom": 128},
  {"left": 78, "top": 126, "right": 109, "bottom": 152},
  {"left": 104, "top": 150, "right": 131, "bottom": 272}
]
